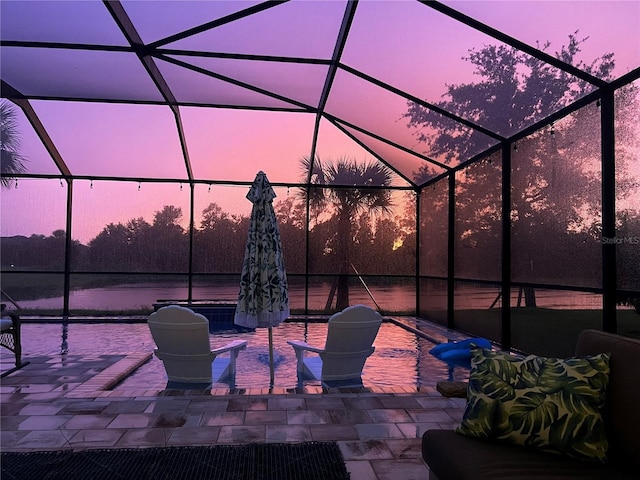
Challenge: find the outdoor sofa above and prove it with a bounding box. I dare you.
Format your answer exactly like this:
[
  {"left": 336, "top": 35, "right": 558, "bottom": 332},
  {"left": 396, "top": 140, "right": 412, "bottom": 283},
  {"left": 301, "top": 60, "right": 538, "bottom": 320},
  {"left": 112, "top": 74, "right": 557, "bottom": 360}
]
[{"left": 422, "top": 329, "right": 640, "bottom": 479}]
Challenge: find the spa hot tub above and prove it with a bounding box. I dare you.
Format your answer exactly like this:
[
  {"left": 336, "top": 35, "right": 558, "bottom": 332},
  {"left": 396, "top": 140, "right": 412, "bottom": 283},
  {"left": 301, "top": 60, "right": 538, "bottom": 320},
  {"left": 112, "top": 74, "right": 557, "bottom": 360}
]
[{"left": 152, "top": 300, "right": 253, "bottom": 333}]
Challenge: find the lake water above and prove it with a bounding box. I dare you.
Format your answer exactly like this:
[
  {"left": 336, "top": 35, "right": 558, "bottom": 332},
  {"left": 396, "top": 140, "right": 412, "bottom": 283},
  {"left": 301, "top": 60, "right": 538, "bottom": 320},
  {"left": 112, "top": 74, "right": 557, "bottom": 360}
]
[
  {"left": 16, "top": 283, "right": 417, "bottom": 312},
  {"left": 1, "top": 320, "right": 470, "bottom": 390},
  {"left": 15, "top": 282, "right": 606, "bottom": 314}
]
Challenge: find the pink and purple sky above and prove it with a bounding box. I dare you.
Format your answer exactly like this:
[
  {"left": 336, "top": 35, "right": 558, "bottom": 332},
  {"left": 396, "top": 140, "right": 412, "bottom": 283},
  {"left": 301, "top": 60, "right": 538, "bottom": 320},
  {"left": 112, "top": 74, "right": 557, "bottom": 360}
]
[{"left": 1, "top": 0, "right": 638, "bottom": 244}]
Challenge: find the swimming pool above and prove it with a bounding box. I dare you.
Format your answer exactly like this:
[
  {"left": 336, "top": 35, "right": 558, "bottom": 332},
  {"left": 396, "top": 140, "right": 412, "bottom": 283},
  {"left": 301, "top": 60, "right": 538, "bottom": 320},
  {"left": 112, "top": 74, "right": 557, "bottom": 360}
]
[{"left": 5, "top": 320, "right": 469, "bottom": 390}]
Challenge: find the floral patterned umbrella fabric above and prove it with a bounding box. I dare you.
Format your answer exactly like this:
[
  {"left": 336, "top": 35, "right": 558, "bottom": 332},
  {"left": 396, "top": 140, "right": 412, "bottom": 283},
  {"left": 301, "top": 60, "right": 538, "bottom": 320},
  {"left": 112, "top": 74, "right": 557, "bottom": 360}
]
[{"left": 234, "top": 171, "right": 290, "bottom": 386}]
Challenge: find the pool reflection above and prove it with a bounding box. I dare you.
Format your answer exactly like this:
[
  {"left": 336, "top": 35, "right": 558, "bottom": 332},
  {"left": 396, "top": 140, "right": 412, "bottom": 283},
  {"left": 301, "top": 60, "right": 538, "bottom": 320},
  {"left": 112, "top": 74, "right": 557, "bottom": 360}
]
[{"left": 12, "top": 321, "right": 469, "bottom": 390}]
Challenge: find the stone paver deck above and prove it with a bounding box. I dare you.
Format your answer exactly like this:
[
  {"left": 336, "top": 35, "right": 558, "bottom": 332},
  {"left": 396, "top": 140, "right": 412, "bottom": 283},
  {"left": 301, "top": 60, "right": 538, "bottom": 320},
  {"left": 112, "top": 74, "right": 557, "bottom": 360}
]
[{"left": 1, "top": 317, "right": 471, "bottom": 479}]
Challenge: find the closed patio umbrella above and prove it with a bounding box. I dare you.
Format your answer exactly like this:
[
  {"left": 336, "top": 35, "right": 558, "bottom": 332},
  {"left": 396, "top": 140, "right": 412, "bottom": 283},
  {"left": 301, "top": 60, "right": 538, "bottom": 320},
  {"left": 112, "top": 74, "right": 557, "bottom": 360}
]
[{"left": 234, "top": 171, "right": 290, "bottom": 387}]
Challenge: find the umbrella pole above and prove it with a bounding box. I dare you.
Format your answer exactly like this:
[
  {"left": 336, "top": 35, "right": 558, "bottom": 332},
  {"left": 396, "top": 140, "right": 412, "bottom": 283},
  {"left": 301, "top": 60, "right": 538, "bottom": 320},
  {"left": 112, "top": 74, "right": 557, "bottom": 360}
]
[{"left": 268, "top": 327, "right": 275, "bottom": 387}]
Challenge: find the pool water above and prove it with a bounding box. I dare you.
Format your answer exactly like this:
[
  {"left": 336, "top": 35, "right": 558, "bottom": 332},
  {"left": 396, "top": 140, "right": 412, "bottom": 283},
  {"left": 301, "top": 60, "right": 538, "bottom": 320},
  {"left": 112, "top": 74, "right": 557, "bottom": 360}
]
[{"left": 7, "top": 321, "right": 469, "bottom": 390}]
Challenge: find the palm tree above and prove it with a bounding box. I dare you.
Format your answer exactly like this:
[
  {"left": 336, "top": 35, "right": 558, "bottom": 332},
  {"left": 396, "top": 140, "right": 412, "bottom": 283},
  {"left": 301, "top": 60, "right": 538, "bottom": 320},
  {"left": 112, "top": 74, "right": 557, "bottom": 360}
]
[
  {"left": 1, "top": 100, "right": 27, "bottom": 188},
  {"left": 301, "top": 155, "right": 394, "bottom": 310}
]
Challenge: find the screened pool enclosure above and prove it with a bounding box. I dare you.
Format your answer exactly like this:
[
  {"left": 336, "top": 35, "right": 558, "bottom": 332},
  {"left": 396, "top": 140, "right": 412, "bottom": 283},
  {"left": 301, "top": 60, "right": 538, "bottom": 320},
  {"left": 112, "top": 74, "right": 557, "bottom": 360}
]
[{"left": 1, "top": 1, "right": 639, "bottom": 354}]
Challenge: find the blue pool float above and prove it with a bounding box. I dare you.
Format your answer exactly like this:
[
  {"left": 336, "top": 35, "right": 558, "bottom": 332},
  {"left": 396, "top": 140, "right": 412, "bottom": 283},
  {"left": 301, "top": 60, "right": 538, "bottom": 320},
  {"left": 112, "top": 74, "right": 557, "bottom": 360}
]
[{"left": 429, "top": 337, "right": 492, "bottom": 362}]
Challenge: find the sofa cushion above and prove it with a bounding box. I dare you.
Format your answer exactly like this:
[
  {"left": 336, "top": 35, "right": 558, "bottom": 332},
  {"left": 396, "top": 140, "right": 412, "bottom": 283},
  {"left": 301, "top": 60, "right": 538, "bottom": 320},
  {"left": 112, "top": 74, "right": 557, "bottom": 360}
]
[{"left": 457, "top": 348, "right": 610, "bottom": 462}]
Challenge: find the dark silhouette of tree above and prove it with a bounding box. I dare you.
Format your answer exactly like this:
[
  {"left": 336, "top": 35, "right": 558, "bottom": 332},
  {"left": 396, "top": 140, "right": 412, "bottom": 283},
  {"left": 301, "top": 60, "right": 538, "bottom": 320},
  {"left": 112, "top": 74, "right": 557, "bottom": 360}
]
[
  {"left": 0, "top": 100, "right": 27, "bottom": 188},
  {"left": 418, "top": 183, "right": 449, "bottom": 277},
  {"left": 86, "top": 206, "right": 187, "bottom": 272},
  {"left": 349, "top": 213, "right": 416, "bottom": 276},
  {"left": 125, "top": 217, "right": 153, "bottom": 270},
  {"left": 2, "top": 232, "right": 70, "bottom": 270},
  {"left": 368, "top": 217, "right": 397, "bottom": 274},
  {"left": 153, "top": 205, "right": 182, "bottom": 229},
  {"left": 149, "top": 205, "right": 187, "bottom": 271},
  {"left": 301, "top": 155, "right": 394, "bottom": 309},
  {"left": 404, "top": 33, "right": 639, "bottom": 306},
  {"left": 406, "top": 34, "right": 615, "bottom": 165},
  {"left": 200, "top": 202, "right": 229, "bottom": 230},
  {"left": 88, "top": 219, "right": 151, "bottom": 270},
  {"left": 453, "top": 154, "right": 502, "bottom": 282},
  {"left": 194, "top": 202, "right": 247, "bottom": 273},
  {"left": 273, "top": 197, "right": 306, "bottom": 274},
  {"left": 196, "top": 202, "right": 229, "bottom": 272}
]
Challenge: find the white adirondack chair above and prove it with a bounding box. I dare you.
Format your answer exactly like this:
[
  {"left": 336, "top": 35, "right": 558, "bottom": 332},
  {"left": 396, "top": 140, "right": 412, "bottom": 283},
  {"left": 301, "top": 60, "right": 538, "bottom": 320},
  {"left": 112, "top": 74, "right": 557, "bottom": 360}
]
[
  {"left": 148, "top": 305, "right": 247, "bottom": 386},
  {"left": 287, "top": 304, "right": 382, "bottom": 388}
]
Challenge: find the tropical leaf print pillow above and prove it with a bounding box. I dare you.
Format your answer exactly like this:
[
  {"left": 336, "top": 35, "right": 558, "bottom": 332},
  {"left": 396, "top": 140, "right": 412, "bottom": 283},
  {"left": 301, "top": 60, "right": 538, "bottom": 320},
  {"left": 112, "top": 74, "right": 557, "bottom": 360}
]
[{"left": 456, "top": 348, "right": 610, "bottom": 462}]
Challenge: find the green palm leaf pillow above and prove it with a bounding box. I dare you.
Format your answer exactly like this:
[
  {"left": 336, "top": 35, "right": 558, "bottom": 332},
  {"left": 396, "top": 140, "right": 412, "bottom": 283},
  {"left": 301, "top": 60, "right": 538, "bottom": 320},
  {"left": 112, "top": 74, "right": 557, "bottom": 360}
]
[{"left": 456, "top": 348, "right": 610, "bottom": 462}]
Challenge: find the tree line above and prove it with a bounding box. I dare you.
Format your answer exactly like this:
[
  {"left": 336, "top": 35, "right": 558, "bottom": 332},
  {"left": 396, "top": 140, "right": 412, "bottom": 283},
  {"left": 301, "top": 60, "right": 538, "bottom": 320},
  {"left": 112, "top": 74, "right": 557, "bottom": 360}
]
[{"left": 1, "top": 195, "right": 418, "bottom": 278}]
